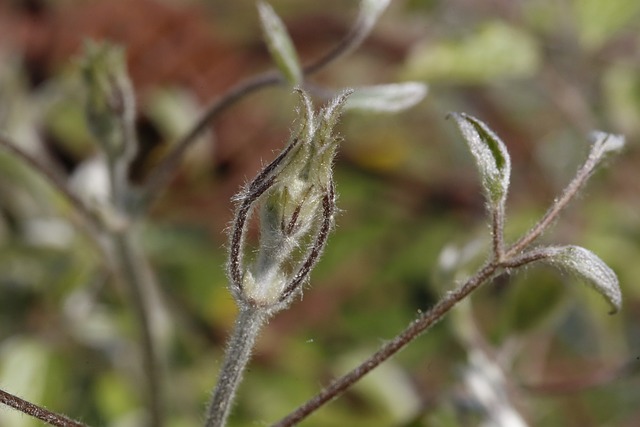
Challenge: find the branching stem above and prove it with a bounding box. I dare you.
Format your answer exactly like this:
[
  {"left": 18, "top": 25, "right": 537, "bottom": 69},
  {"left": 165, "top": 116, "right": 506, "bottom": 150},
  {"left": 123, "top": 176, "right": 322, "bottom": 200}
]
[{"left": 272, "top": 137, "right": 609, "bottom": 426}]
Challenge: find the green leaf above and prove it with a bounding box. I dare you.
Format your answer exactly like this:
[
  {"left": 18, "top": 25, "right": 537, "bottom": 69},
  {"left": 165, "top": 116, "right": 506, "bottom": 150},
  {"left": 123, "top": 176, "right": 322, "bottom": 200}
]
[
  {"left": 257, "top": 1, "right": 302, "bottom": 85},
  {"left": 573, "top": 0, "right": 640, "bottom": 50},
  {"left": 343, "top": 82, "right": 428, "bottom": 113},
  {"left": 544, "top": 245, "right": 622, "bottom": 314},
  {"left": 449, "top": 113, "right": 511, "bottom": 207}
]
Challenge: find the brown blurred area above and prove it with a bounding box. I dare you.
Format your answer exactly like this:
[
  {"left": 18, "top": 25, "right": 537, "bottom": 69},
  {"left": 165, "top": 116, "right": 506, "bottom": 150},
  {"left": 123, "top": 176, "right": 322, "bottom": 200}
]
[{"left": 0, "top": 0, "right": 406, "bottom": 223}]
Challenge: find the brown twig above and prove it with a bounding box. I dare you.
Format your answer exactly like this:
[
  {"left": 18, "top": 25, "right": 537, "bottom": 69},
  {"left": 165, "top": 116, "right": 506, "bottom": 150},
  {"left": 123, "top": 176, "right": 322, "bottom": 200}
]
[{"left": 0, "top": 388, "right": 89, "bottom": 427}]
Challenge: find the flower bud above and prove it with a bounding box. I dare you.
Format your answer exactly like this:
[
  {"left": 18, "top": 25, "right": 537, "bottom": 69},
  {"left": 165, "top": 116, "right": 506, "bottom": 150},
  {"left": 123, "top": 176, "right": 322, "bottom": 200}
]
[
  {"left": 228, "top": 89, "right": 351, "bottom": 311},
  {"left": 80, "top": 41, "right": 135, "bottom": 159}
]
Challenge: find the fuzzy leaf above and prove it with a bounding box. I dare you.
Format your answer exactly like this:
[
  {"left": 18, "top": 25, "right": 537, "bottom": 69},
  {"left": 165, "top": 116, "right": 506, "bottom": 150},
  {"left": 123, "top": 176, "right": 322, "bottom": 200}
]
[
  {"left": 545, "top": 245, "right": 622, "bottom": 314},
  {"left": 343, "top": 82, "right": 428, "bottom": 113},
  {"left": 449, "top": 113, "right": 511, "bottom": 206},
  {"left": 257, "top": 1, "right": 302, "bottom": 85}
]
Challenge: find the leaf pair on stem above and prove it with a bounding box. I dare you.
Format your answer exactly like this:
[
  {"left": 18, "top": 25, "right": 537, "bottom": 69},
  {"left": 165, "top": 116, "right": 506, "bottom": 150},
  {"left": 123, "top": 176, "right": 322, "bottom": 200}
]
[{"left": 451, "top": 113, "right": 622, "bottom": 314}]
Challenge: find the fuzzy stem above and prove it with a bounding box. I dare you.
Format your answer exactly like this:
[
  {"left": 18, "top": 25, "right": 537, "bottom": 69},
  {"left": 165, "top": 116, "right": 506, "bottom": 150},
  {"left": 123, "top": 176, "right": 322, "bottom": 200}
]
[
  {"left": 111, "top": 231, "right": 164, "bottom": 427},
  {"left": 0, "top": 388, "right": 88, "bottom": 427},
  {"left": 491, "top": 205, "right": 505, "bottom": 261},
  {"left": 206, "top": 307, "right": 268, "bottom": 427},
  {"left": 271, "top": 262, "right": 500, "bottom": 427}
]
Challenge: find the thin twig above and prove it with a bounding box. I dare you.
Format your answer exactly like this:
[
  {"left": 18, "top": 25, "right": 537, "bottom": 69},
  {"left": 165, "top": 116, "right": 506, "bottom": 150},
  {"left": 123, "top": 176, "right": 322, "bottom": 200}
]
[
  {"left": 271, "top": 262, "right": 501, "bottom": 427},
  {"left": 0, "top": 387, "right": 89, "bottom": 427},
  {"left": 142, "top": 4, "right": 378, "bottom": 208}
]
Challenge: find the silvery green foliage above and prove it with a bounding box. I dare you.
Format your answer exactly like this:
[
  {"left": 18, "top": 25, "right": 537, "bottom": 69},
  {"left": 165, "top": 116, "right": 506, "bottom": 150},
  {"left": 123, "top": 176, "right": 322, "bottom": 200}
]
[
  {"left": 257, "top": 1, "right": 302, "bottom": 85},
  {"left": 449, "top": 113, "right": 511, "bottom": 208},
  {"left": 343, "top": 82, "right": 428, "bottom": 113},
  {"left": 449, "top": 116, "right": 623, "bottom": 315},
  {"left": 228, "top": 89, "right": 351, "bottom": 312},
  {"left": 543, "top": 245, "right": 622, "bottom": 314}
]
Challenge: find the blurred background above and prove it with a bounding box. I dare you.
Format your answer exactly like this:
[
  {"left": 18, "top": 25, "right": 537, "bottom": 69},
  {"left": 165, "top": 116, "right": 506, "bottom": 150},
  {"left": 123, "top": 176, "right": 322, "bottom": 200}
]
[{"left": 0, "top": 0, "right": 639, "bottom": 426}]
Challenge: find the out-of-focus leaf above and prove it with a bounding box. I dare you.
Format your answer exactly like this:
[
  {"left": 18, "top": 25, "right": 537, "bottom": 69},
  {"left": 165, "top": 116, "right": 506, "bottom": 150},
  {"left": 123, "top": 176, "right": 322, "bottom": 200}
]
[
  {"left": 449, "top": 113, "right": 511, "bottom": 208},
  {"left": 343, "top": 82, "right": 428, "bottom": 113},
  {"left": 573, "top": 0, "right": 640, "bottom": 50},
  {"left": 502, "top": 268, "right": 566, "bottom": 334},
  {"left": 403, "top": 22, "right": 541, "bottom": 83},
  {"left": 603, "top": 64, "right": 640, "bottom": 137},
  {"left": 544, "top": 245, "right": 622, "bottom": 314},
  {"left": 94, "top": 372, "right": 138, "bottom": 421},
  {"left": 257, "top": 1, "right": 302, "bottom": 85}
]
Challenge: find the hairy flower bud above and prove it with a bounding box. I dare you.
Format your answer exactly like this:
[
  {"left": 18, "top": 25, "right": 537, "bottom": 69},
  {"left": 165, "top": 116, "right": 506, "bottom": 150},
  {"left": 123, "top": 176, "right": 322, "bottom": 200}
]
[{"left": 228, "top": 89, "right": 351, "bottom": 312}]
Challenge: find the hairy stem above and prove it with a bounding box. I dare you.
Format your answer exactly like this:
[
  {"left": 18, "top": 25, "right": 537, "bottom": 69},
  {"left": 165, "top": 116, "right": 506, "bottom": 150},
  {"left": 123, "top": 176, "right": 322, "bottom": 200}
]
[
  {"left": 206, "top": 307, "right": 268, "bottom": 427},
  {"left": 111, "top": 231, "right": 163, "bottom": 427},
  {"left": 271, "top": 262, "right": 500, "bottom": 427},
  {"left": 0, "top": 388, "right": 88, "bottom": 427},
  {"left": 491, "top": 206, "right": 505, "bottom": 261}
]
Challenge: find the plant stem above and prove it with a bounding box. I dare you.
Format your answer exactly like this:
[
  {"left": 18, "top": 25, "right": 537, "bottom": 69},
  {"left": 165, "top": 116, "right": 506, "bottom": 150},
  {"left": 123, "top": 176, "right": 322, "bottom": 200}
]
[
  {"left": 0, "top": 388, "right": 88, "bottom": 427},
  {"left": 491, "top": 207, "right": 505, "bottom": 261},
  {"left": 111, "top": 230, "right": 164, "bottom": 427},
  {"left": 271, "top": 262, "right": 500, "bottom": 427},
  {"left": 206, "top": 307, "right": 268, "bottom": 427}
]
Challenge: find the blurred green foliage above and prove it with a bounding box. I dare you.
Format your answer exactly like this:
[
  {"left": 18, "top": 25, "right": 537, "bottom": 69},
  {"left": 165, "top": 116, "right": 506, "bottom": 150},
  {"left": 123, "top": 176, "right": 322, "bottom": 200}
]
[{"left": 0, "top": 0, "right": 639, "bottom": 426}]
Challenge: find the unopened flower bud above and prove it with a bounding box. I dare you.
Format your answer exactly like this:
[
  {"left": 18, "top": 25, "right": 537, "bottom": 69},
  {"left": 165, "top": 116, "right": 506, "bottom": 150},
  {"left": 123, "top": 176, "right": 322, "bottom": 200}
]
[
  {"left": 80, "top": 41, "right": 135, "bottom": 159},
  {"left": 228, "top": 89, "right": 351, "bottom": 312}
]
